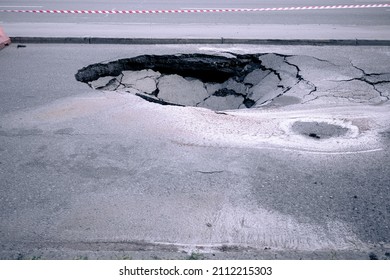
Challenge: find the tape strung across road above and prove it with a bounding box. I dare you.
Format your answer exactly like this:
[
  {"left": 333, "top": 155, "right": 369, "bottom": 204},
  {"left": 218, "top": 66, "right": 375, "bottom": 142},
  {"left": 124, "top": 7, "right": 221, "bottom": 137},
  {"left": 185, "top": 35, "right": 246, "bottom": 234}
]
[{"left": 0, "top": 3, "right": 389, "bottom": 14}]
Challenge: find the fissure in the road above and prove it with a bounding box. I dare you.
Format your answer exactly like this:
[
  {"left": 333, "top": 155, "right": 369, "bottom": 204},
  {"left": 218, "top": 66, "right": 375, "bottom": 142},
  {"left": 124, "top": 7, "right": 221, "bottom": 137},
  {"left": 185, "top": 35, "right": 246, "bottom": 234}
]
[
  {"left": 75, "top": 53, "right": 314, "bottom": 110},
  {"left": 75, "top": 52, "right": 389, "bottom": 110}
]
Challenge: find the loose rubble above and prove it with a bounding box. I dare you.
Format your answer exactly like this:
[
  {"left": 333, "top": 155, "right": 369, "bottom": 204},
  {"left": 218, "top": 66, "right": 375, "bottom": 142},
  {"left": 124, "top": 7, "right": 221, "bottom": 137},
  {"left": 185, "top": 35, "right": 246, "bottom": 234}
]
[{"left": 76, "top": 53, "right": 390, "bottom": 110}]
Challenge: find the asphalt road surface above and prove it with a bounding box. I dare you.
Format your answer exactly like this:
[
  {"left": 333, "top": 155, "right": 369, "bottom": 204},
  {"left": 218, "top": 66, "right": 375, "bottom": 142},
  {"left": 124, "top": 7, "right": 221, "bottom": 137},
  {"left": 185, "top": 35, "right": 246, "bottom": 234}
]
[
  {"left": 0, "top": 43, "right": 389, "bottom": 259},
  {"left": 1, "top": 0, "right": 390, "bottom": 39},
  {"left": 0, "top": 0, "right": 389, "bottom": 25}
]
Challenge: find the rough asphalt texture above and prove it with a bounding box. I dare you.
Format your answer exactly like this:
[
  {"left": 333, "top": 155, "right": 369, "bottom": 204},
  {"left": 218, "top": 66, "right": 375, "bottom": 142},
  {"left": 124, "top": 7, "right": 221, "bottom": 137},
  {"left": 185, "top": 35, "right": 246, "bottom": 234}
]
[{"left": 0, "top": 44, "right": 389, "bottom": 260}]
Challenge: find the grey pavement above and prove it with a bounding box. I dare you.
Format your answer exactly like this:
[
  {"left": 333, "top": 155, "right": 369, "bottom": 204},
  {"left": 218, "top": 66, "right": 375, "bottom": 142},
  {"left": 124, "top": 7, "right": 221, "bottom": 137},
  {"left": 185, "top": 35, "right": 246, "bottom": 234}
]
[
  {"left": 2, "top": 0, "right": 390, "bottom": 26},
  {"left": 0, "top": 43, "right": 389, "bottom": 259},
  {"left": 4, "top": 23, "right": 390, "bottom": 43},
  {"left": 1, "top": 0, "right": 390, "bottom": 42}
]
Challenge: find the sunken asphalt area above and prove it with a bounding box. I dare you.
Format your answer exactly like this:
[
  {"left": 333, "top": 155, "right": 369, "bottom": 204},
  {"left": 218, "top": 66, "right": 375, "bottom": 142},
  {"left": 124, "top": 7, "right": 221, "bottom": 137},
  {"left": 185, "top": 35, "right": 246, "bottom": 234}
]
[{"left": 0, "top": 43, "right": 389, "bottom": 260}]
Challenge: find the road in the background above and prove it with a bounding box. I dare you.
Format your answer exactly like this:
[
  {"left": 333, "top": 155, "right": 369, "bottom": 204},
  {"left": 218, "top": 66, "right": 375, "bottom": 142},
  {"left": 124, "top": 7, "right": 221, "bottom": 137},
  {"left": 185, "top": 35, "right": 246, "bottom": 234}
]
[{"left": 1, "top": 0, "right": 390, "bottom": 39}]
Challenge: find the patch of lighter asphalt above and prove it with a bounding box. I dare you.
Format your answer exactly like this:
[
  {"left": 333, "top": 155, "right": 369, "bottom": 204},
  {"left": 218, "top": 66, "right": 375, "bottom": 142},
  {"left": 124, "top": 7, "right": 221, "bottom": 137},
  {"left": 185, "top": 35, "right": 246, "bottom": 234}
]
[
  {"left": 152, "top": 204, "right": 364, "bottom": 252},
  {"left": 49, "top": 191, "right": 364, "bottom": 252},
  {"left": 157, "top": 103, "right": 388, "bottom": 154},
  {"left": 1, "top": 94, "right": 388, "bottom": 154}
]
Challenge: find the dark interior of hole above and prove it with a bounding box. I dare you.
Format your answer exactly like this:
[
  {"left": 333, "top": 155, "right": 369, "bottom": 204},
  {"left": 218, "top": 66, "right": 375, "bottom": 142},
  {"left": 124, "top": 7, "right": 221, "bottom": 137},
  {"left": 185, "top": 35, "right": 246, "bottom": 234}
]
[
  {"left": 213, "top": 88, "right": 242, "bottom": 97},
  {"left": 308, "top": 133, "right": 321, "bottom": 139},
  {"left": 75, "top": 53, "right": 263, "bottom": 84},
  {"left": 135, "top": 93, "right": 184, "bottom": 107}
]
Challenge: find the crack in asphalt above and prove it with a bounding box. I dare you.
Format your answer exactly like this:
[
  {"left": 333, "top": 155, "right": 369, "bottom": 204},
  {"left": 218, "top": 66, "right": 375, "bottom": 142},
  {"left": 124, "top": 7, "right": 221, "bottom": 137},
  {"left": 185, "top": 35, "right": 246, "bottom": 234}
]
[
  {"left": 350, "top": 62, "right": 389, "bottom": 100},
  {"left": 331, "top": 62, "right": 390, "bottom": 101},
  {"left": 301, "top": 60, "right": 389, "bottom": 104},
  {"left": 195, "top": 170, "right": 225, "bottom": 174},
  {"left": 76, "top": 53, "right": 389, "bottom": 109},
  {"left": 284, "top": 56, "right": 318, "bottom": 99}
]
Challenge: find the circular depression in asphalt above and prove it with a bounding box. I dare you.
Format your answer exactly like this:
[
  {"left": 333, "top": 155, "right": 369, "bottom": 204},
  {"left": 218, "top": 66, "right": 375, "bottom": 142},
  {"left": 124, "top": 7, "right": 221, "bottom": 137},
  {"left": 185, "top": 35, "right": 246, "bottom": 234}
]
[
  {"left": 291, "top": 121, "right": 349, "bottom": 139},
  {"left": 75, "top": 53, "right": 310, "bottom": 111}
]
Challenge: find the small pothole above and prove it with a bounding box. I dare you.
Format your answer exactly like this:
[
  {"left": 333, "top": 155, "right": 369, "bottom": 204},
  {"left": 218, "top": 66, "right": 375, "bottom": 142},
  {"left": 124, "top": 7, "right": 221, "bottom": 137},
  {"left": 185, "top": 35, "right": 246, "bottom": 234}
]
[
  {"left": 75, "top": 53, "right": 310, "bottom": 111},
  {"left": 291, "top": 121, "right": 349, "bottom": 139}
]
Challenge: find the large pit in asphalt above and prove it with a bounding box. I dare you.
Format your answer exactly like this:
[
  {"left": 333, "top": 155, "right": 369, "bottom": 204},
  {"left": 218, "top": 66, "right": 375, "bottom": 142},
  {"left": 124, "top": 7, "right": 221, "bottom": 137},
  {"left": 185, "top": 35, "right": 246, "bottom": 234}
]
[{"left": 75, "top": 53, "right": 315, "bottom": 110}]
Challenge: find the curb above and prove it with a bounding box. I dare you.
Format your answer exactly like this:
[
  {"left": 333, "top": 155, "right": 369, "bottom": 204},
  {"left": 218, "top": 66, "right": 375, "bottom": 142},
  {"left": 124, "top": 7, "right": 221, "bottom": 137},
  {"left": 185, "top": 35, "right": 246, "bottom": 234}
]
[{"left": 10, "top": 37, "right": 390, "bottom": 46}]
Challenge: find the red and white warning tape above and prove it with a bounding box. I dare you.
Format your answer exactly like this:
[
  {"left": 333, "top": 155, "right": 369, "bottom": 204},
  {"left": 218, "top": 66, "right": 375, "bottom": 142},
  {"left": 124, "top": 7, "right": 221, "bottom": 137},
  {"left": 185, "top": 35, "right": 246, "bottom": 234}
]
[{"left": 0, "top": 4, "right": 389, "bottom": 14}]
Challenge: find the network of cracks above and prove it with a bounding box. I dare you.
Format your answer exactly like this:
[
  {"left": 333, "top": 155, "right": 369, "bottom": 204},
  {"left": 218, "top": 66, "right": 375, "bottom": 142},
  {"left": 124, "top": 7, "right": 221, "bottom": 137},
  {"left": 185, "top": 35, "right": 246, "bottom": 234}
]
[
  {"left": 75, "top": 53, "right": 390, "bottom": 140},
  {"left": 76, "top": 52, "right": 389, "bottom": 111}
]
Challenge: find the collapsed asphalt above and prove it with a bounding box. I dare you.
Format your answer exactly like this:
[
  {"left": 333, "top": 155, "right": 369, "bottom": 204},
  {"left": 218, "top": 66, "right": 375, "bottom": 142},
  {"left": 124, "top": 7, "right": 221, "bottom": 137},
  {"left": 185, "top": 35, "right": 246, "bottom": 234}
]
[
  {"left": 75, "top": 53, "right": 390, "bottom": 111},
  {"left": 1, "top": 44, "right": 389, "bottom": 260},
  {"left": 76, "top": 53, "right": 299, "bottom": 110}
]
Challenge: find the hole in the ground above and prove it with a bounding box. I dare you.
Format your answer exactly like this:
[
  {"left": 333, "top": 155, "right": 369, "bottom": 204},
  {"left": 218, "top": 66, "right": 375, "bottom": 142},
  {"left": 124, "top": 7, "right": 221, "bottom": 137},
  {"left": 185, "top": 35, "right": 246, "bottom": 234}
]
[
  {"left": 308, "top": 133, "right": 321, "bottom": 139},
  {"left": 291, "top": 121, "right": 349, "bottom": 139},
  {"left": 75, "top": 53, "right": 307, "bottom": 110}
]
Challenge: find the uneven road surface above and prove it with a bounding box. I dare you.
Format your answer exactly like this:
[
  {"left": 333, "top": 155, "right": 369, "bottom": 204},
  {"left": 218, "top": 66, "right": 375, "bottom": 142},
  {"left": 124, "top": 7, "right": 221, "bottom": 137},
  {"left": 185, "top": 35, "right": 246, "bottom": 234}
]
[{"left": 0, "top": 43, "right": 389, "bottom": 259}]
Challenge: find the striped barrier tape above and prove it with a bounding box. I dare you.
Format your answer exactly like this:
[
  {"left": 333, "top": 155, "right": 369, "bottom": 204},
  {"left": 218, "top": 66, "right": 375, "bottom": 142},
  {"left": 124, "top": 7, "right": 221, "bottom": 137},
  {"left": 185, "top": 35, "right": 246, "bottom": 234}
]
[{"left": 0, "top": 4, "right": 389, "bottom": 14}]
